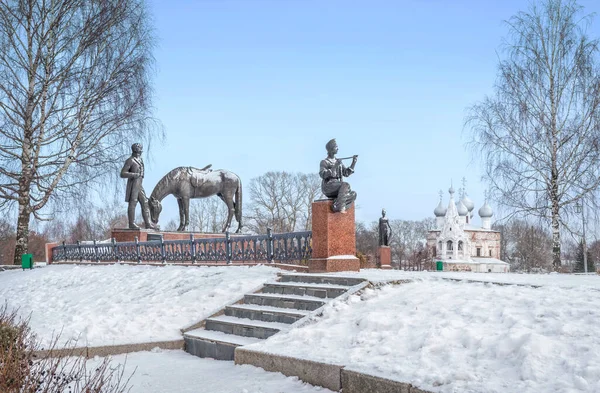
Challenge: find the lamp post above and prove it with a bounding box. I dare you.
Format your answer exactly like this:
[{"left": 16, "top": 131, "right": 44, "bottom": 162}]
[{"left": 575, "top": 201, "right": 588, "bottom": 273}]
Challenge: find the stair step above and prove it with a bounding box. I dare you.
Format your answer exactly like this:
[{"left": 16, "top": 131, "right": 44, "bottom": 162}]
[
  {"left": 185, "top": 328, "right": 262, "bottom": 346},
  {"left": 279, "top": 273, "right": 367, "bottom": 287},
  {"left": 225, "top": 304, "right": 309, "bottom": 324},
  {"left": 262, "top": 282, "right": 348, "bottom": 298},
  {"left": 205, "top": 315, "right": 289, "bottom": 339},
  {"left": 244, "top": 293, "right": 326, "bottom": 311},
  {"left": 184, "top": 329, "right": 261, "bottom": 360}
]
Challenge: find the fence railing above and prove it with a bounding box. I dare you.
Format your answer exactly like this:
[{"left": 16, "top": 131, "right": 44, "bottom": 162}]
[{"left": 51, "top": 229, "right": 312, "bottom": 265}]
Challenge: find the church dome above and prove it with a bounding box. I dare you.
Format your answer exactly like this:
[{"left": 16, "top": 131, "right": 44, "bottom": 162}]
[
  {"left": 434, "top": 200, "right": 447, "bottom": 217},
  {"left": 457, "top": 201, "right": 468, "bottom": 216},
  {"left": 479, "top": 201, "right": 493, "bottom": 218},
  {"left": 461, "top": 195, "right": 474, "bottom": 212}
]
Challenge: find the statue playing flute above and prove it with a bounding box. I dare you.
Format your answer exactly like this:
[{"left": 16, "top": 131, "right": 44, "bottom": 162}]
[{"left": 319, "top": 138, "right": 358, "bottom": 213}]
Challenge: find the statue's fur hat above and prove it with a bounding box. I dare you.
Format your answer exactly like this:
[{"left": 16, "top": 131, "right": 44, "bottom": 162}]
[{"left": 325, "top": 139, "right": 337, "bottom": 152}]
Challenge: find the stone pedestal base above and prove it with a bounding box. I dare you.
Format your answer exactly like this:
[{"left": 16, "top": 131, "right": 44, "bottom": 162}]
[
  {"left": 308, "top": 199, "right": 359, "bottom": 273},
  {"left": 308, "top": 256, "right": 360, "bottom": 273},
  {"left": 378, "top": 246, "right": 392, "bottom": 269},
  {"left": 111, "top": 228, "right": 226, "bottom": 242}
]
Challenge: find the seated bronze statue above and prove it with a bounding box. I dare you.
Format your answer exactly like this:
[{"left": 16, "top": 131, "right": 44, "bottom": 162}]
[{"left": 319, "top": 139, "right": 358, "bottom": 213}]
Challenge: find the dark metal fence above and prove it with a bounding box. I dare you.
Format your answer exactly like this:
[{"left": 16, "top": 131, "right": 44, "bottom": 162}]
[{"left": 51, "top": 229, "right": 312, "bottom": 265}]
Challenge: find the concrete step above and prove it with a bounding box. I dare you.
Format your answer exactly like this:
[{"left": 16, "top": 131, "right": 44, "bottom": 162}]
[
  {"left": 279, "top": 274, "right": 367, "bottom": 287},
  {"left": 244, "top": 293, "right": 326, "bottom": 311},
  {"left": 225, "top": 304, "right": 309, "bottom": 324},
  {"left": 205, "top": 315, "right": 290, "bottom": 339},
  {"left": 184, "top": 329, "right": 261, "bottom": 361},
  {"left": 262, "top": 282, "right": 349, "bottom": 299}
]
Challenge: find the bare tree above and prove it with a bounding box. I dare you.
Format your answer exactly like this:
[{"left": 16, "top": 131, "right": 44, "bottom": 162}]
[
  {"left": 494, "top": 219, "right": 553, "bottom": 271},
  {"left": 389, "top": 218, "right": 434, "bottom": 269},
  {"left": 188, "top": 197, "right": 228, "bottom": 233},
  {"left": 466, "top": 0, "right": 600, "bottom": 269},
  {"left": 245, "top": 172, "right": 321, "bottom": 234},
  {"left": 0, "top": 0, "right": 159, "bottom": 264},
  {"left": 355, "top": 220, "right": 378, "bottom": 258}
]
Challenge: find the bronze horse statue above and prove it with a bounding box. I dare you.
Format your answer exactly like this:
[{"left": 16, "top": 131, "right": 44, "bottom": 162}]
[{"left": 148, "top": 165, "right": 242, "bottom": 233}]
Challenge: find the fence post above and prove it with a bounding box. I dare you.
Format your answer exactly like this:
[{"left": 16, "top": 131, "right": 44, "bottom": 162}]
[
  {"left": 267, "top": 227, "right": 274, "bottom": 263},
  {"left": 190, "top": 233, "right": 196, "bottom": 264},
  {"left": 112, "top": 238, "right": 117, "bottom": 262},
  {"left": 62, "top": 241, "right": 66, "bottom": 261},
  {"left": 161, "top": 236, "right": 166, "bottom": 264},
  {"left": 225, "top": 231, "right": 232, "bottom": 264},
  {"left": 135, "top": 236, "right": 141, "bottom": 263},
  {"left": 93, "top": 240, "right": 99, "bottom": 263},
  {"left": 77, "top": 240, "right": 82, "bottom": 262}
]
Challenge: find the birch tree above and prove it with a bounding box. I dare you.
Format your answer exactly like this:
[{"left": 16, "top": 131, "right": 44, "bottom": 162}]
[
  {"left": 245, "top": 172, "right": 321, "bottom": 234},
  {"left": 0, "top": 0, "right": 158, "bottom": 264},
  {"left": 466, "top": 0, "right": 600, "bottom": 269}
]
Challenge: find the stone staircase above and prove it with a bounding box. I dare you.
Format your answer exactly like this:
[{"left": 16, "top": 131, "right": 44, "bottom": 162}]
[{"left": 183, "top": 273, "right": 368, "bottom": 361}]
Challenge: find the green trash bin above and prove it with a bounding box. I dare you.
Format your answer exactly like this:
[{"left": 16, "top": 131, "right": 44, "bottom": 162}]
[
  {"left": 21, "top": 253, "right": 33, "bottom": 270},
  {"left": 436, "top": 261, "right": 443, "bottom": 271}
]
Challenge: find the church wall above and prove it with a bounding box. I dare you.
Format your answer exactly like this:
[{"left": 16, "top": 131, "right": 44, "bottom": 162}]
[{"left": 466, "top": 230, "right": 501, "bottom": 259}]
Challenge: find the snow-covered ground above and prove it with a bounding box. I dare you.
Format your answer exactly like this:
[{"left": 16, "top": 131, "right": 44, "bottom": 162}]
[
  {"left": 0, "top": 264, "right": 279, "bottom": 347},
  {"left": 87, "top": 349, "right": 334, "bottom": 393},
  {"left": 3, "top": 265, "right": 600, "bottom": 392},
  {"left": 355, "top": 268, "right": 600, "bottom": 288},
  {"left": 249, "top": 276, "right": 600, "bottom": 393}
]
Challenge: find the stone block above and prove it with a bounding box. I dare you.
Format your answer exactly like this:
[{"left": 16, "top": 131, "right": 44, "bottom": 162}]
[
  {"left": 45, "top": 242, "right": 59, "bottom": 264},
  {"left": 378, "top": 246, "right": 392, "bottom": 269},
  {"left": 235, "top": 348, "right": 343, "bottom": 392},
  {"left": 310, "top": 199, "right": 356, "bottom": 258},
  {"left": 341, "top": 369, "right": 413, "bottom": 393},
  {"left": 308, "top": 256, "right": 360, "bottom": 273},
  {"left": 110, "top": 228, "right": 228, "bottom": 243}
]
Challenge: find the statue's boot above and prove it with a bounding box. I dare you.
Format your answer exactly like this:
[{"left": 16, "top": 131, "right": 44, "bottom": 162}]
[
  {"left": 128, "top": 204, "right": 139, "bottom": 229},
  {"left": 142, "top": 205, "right": 156, "bottom": 230}
]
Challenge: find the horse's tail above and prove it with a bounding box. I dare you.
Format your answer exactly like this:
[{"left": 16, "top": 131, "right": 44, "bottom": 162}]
[{"left": 234, "top": 177, "right": 242, "bottom": 228}]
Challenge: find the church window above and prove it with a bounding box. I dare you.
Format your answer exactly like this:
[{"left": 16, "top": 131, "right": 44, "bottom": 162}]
[
  {"left": 476, "top": 247, "right": 481, "bottom": 256},
  {"left": 489, "top": 249, "right": 492, "bottom": 257},
  {"left": 447, "top": 240, "right": 453, "bottom": 251},
  {"left": 432, "top": 246, "right": 436, "bottom": 256},
  {"left": 458, "top": 241, "right": 463, "bottom": 251}
]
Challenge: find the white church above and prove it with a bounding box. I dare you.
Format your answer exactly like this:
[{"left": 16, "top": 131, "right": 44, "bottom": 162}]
[{"left": 426, "top": 185, "right": 510, "bottom": 273}]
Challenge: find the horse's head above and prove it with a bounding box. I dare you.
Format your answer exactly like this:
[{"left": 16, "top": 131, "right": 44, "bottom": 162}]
[{"left": 148, "top": 197, "right": 162, "bottom": 225}]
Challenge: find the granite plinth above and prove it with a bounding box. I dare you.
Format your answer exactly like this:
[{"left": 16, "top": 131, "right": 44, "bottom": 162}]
[
  {"left": 308, "top": 199, "right": 359, "bottom": 273},
  {"left": 45, "top": 242, "right": 58, "bottom": 264},
  {"left": 310, "top": 199, "right": 356, "bottom": 258},
  {"left": 378, "top": 246, "right": 392, "bottom": 269},
  {"left": 308, "top": 257, "right": 360, "bottom": 273},
  {"left": 111, "top": 228, "right": 226, "bottom": 242}
]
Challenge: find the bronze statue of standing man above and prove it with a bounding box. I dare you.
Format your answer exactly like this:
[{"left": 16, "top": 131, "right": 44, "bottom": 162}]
[
  {"left": 121, "top": 143, "right": 155, "bottom": 229},
  {"left": 319, "top": 139, "right": 358, "bottom": 213},
  {"left": 379, "top": 209, "right": 392, "bottom": 246}
]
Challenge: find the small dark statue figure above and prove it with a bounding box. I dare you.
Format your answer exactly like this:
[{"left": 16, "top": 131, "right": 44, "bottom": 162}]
[
  {"left": 379, "top": 209, "right": 392, "bottom": 246},
  {"left": 148, "top": 166, "right": 242, "bottom": 233},
  {"left": 319, "top": 139, "right": 358, "bottom": 213},
  {"left": 120, "top": 143, "right": 156, "bottom": 229}
]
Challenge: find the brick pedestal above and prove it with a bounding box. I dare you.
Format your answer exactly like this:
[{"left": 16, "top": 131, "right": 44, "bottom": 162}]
[
  {"left": 308, "top": 199, "right": 359, "bottom": 273},
  {"left": 111, "top": 228, "right": 226, "bottom": 242},
  {"left": 378, "top": 246, "right": 392, "bottom": 269},
  {"left": 45, "top": 242, "right": 59, "bottom": 264}
]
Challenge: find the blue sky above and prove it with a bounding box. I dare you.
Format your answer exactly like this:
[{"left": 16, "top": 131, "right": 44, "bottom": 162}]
[{"left": 143, "top": 0, "right": 600, "bottom": 227}]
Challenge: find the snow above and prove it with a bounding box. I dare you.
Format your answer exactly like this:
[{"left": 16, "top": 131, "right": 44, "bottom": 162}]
[
  {"left": 0, "top": 264, "right": 280, "bottom": 347},
  {"left": 87, "top": 349, "right": 334, "bottom": 393},
  {"left": 4, "top": 265, "right": 600, "bottom": 392},
  {"left": 327, "top": 268, "right": 600, "bottom": 288},
  {"left": 249, "top": 276, "right": 600, "bottom": 393}
]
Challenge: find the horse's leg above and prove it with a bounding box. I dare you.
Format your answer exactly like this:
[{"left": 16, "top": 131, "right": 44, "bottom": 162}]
[
  {"left": 221, "top": 192, "right": 234, "bottom": 232},
  {"left": 234, "top": 183, "right": 242, "bottom": 233},
  {"left": 177, "top": 198, "right": 185, "bottom": 231},
  {"left": 182, "top": 197, "right": 190, "bottom": 231}
]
